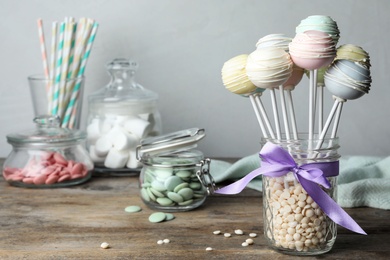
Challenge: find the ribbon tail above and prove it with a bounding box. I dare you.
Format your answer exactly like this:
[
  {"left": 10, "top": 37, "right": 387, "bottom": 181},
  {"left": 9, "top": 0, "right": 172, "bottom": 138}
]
[
  {"left": 215, "top": 167, "right": 265, "bottom": 194},
  {"left": 298, "top": 175, "right": 367, "bottom": 235}
]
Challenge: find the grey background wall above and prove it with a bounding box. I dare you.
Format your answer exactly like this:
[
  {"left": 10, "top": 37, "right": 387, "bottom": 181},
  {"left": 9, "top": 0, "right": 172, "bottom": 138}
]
[{"left": 0, "top": 0, "right": 389, "bottom": 158}]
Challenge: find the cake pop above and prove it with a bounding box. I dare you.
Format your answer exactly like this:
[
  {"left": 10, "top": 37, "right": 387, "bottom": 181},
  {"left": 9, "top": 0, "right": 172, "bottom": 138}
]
[
  {"left": 296, "top": 15, "right": 340, "bottom": 45},
  {"left": 316, "top": 53, "right": 371, "bottom": 149},
  {"left": 257, "top": 34, "right": 294, "bottom": 140},
  {"left": 246, "top": 46, "right": 293, "bottom": 140},
  {"left": 221, "top": 54, "right": 275, "bottom": 138},
  {"left": 289, "top": 30, "right": 336, "bottom": 143}
]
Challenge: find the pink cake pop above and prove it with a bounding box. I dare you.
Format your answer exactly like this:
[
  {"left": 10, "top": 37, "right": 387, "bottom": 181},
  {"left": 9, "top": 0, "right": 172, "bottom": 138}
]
[{"left": 289, "top": 30, "right": 336, "bottom": 143}]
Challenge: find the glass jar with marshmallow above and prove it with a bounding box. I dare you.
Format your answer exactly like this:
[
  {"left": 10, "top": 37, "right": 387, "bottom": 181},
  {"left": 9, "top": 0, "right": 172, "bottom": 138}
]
[{"left": 86, "top": 58, "right": 162, "bottom": 175}]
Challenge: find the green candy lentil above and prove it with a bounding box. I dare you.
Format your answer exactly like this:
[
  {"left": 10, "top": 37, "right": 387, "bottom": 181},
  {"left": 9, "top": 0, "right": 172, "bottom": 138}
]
[
  {"left": 146, "top": 187, "right": 157, "bottom": 201},
  {"left": 189, "top": 182, "right": 201, "bottom": 190},
  {"left": 175, "top": 170, "right": 192, "bottom": 178},
  {"left": 148, "top": 212, "right": 167, "bottom": 223},
  {"left": 124, "top": 205, "right": 142, "bottom": 213},
  {"left": 154, "top": 168, "right": 173, "bottom": 180},
  {"left": 164, "top": 176, "right": 183, "bottom": 191},
  {"left": 165, "top": 213, "right": 175, "bottom": 221},
  {"left": 177, "top": 187, "right": 194, "bottom": 200},
  {"left": 178, "top": 199, "right": 194, "bottom": 206},
  {"left": 141, "top": 182, "right": 151, "bottom": 188},
  {"left": 167, "top": 191, "right": 184, "bottom": 203},
  {"left": 173, "top": 182, "right": 189, "bottom": 193},
  {"left": 151, "top": 180, "right": 166, "bottom": 192},
  {"left": 141, "top": 188, "right": 150, "bottom": 202},
  {"left": 156, "top": 197, "right": 174, "bottom": 206},
  {"left": 150, "top": 187, "right": 165, "bottom": 198}
]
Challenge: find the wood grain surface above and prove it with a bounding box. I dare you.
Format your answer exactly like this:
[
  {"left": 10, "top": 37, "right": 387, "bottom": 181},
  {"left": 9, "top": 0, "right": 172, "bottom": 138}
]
[{"left": 0, "top": 159, "right": 389, "bottom": 260}]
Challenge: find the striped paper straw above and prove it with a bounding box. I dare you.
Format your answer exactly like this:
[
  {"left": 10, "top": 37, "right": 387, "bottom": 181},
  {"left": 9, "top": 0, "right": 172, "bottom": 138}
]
[
  {"left": 37, "top": 19, "right": 49, "bottom": 80},
  {"left": 62, "top": 22, "right": 99, "bottom": 128},
  {"left": 48, "top": 21, "right": 58, "bottom": 113},
  {"left": 69, "top": 18, "right": 91, "bottom": 80},
  {"left": 66, "top": 17, "right": 77, "bottom": 79},
  {"left": 58, "top": 19, "right": 75, "bottom": 118},
  {"left": 52, "top": 22, "right": 65, "bottom": 116},
  {"left": 63, "top": 18, "right": 88, "bottom": 109}
]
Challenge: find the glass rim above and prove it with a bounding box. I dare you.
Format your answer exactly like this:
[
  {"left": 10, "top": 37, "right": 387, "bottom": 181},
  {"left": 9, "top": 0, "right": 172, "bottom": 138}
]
[{"left": 28, "top": 74, "right": 85, "bottom": 82}]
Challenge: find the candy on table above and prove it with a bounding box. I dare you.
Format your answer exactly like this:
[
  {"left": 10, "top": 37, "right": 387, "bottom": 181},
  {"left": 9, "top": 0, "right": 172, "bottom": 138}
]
[
  {"left": 2, "top": 151, "right": 90, "bottom": 185},
  {"left": 86, "top": 114, "right": 152, "bottom": 169}
]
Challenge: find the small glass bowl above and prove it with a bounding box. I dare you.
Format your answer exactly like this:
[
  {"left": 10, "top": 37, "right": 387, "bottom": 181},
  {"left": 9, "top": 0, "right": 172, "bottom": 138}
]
[{"left": 2, "top": 115, "right": 93, "bottom": 188}]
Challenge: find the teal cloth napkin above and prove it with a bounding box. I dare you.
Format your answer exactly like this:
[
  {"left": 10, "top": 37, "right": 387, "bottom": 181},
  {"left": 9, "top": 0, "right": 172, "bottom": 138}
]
[{"left": 210, "top": 155, "right": 390, "bottom": 210}]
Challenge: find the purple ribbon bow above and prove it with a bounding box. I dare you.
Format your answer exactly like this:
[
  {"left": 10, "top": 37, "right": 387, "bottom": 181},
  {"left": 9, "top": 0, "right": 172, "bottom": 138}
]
[{"left": 216, "top": 142, "right": 366, "bottom": 235}]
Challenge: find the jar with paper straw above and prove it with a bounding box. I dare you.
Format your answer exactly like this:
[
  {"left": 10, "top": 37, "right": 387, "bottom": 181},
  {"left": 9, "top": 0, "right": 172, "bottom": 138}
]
[{"left": 29, "top": 17, "right": 98, "bottom": 129}]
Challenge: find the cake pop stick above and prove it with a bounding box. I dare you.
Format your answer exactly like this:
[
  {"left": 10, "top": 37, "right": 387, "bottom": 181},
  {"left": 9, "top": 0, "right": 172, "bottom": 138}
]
[
  {"left": 283, "top": 65, "right": 304, "bottom": 140},
  {"left": 318, "top": 82, "right": 324, "bottom": 133},
  {"left": 269, "top": 88, "right": 282, "bottom": 140},
  {"left": 278, "top": 85, "right": 290, "bottom": 140},
  {"left": 285, "top": 88, "right": 298, "bottom": 140},
  {"left": 308, "top": 69, "right": 318, "bottom": 142},
  {"left": 249, "top": 94, "right": 268, "bottom": 138},
  {"left": 315, "top": 96, "right": 344, "bottom": 150},
  {"left": 330, "top": 100, "right": 343, "bottom": 138},
  {"left": 254, "top": 92, "right": 276, "bottom": 139}
]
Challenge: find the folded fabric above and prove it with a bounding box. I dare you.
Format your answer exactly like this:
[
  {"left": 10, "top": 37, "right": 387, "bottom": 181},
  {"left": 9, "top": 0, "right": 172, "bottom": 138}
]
[{"left": 210, "top": 154, "right": 390, "bottom": 210}]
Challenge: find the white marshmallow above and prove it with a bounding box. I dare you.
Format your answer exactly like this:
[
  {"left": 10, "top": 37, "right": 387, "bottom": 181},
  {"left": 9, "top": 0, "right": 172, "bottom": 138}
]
[
  {"left": 86, "top": 120, "right": 101, "bottom": 145},
  {"left": 126, "top": 149, "right": 142, "bottom": 169},
  {"left": 114, "top": 115, "right": 137, "bottom": 126},
  {"left": 100, "top": 117, "right": 114, "bottom": 134},
  {"left": 89, "top": 145, "right": 106, "bottom": 163},
  {"left": 124, "top": 117, "right": 151, "bottom": 139},
  {"left": 95, "top": 136, "right": 113, "bottom": 157},
  {"left": 113, "top": 131, "right": 139, "bottom": 151},
  {"left": 104, "top": 148, "right": 129, "bottom": 169}
]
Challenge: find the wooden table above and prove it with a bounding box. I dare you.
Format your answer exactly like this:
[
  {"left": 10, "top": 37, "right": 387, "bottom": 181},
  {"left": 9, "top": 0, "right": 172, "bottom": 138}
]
[{"left": 0, "top": 159, "right": 389, "bottom": 260}]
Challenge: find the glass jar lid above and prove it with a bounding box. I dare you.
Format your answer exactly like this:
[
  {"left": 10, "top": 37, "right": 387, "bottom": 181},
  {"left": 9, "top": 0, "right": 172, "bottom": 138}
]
[
  {"left": 6, "top": 115, "right": 86, "bottom": 147},
  {"left": 136, "top": 128, "right": 205, "bottom": 160}
]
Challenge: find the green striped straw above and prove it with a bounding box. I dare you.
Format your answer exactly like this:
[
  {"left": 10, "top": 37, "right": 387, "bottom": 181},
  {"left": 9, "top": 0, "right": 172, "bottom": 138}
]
[
  {"left": 58, "top": 19, "right": 74, "bottom": 118},
  {"left": 52, "top": 22, "right": 65, "bottom": 116},
  {"left": 48, "top": 21, "right": 58, "bottom": 114},
  {"left": 62, "top": 22, "right": 99, "bottom": 128}
]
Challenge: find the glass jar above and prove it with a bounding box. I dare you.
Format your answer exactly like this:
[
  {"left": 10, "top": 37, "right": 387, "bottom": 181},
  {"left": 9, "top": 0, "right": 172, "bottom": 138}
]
[
  {"left": 2, "top": 115, "right": 93, "bottom": 188},
  {"left": 262, "top": 134, "right": 339, "bottom": 255},
  {"left": 86, "top": 58, "right": 162, "bottom": 175},
  {"left": 137, "top": 128, "right": 215, "bottom": 212}
]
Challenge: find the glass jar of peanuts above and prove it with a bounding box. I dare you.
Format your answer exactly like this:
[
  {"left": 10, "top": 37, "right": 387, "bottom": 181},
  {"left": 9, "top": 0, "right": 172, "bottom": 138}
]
[
  {"left": 2, "top": 115, "right": 93, "bottom": 188},
  {"left": 262, "top": 134, "right": 339, "bottom": 255},
  {"left": 86, "top": 58, "right": 162, "bottom": 176},
  {"left": 137, "top": 128, "right": 215, "bottom": 212}
]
